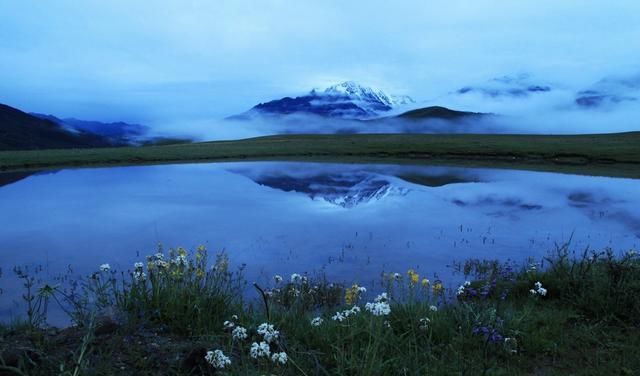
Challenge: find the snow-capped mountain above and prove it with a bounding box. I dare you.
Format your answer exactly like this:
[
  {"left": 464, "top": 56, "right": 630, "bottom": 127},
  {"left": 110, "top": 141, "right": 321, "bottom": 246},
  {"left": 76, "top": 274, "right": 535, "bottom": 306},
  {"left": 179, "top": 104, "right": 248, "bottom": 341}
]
[{"left": 231, "top": 81, "right": 414, "bottom": 120}]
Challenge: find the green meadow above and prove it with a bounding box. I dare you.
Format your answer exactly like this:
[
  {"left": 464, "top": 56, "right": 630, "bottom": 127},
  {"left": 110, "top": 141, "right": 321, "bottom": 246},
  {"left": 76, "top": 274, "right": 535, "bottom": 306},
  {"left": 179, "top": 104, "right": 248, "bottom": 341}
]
[{"left": 1, "top": 132, "right": 640, "bottom": 178}]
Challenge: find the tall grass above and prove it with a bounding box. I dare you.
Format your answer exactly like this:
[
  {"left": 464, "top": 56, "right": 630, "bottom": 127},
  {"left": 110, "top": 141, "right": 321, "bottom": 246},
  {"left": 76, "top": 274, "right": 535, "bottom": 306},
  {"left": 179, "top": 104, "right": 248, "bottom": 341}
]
[{"left": 1, "top": 242, "right": 639, "bottom": 375}]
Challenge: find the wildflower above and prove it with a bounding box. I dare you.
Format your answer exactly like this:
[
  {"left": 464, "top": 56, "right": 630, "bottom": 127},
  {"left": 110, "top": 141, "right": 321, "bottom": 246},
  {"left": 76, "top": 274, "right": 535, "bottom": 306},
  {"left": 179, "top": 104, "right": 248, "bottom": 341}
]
[
  {"left": 250, "top": 341, "right": 271, "bottom": 359},
  {"left": 365, "top": 293, "right": 391, "bottom": 316},
  {"left": 365, "top": 301, "right": 391, "bottom": 316},
  {"left": 628, "top": 250, "right": 638, "bottom": 257},
  {"left": 223, "top": 320, "right": 235, "bottom": 329},
  {"left": 290, "top": 273, "right": 302, "bottom": 283},
  {"left": 175, "top": 254, "right": 187, "bottom": 266},
  {"left": 154, "top": 259, "right": 169, "bottom": 269},
  {"left": 134, "top": 262, "right": 144, "bottom": 269},
  {"left": 432, "top": 280, "right": 443, "bottom": 294},
  {"left": 429, "top": 305, "right": 438, "bottom": 312},
  {"left": 99, "top": 263, "right": 110, "bottom": 272},
  {"left": 311, "top": 317, "right": 323, "bottom": 327},
  {"left": 274, "top": 275, "right": 283, "bottom": 283},
  {"left": 271, "top": 352, "right": 288, "bottom": 365},
  {"left": 205, "top": 349, "right": 231, "bottom": 369},
  {"left": 154, "top": 252, "right": 164, "bottom": 260},
  {"left": 232, "top": 326, "right": 248, "bottom": 340},
  {"left": 407, "top": 269, "right": 419, "bottom": 286},
  {"left": 133, "top": 270, "right": 146, "bottom": 282},
  {"left": 419, "top": 317, "right": 430, "bottom": 330},
  {"left": 393, "top": 273, "right": 402, "bottom": 281},
  {"left": 421, "top": 278, "right": 430, "bottom": 288},
  {"left": 257, "top": 323, "right": 279, "bottom": 343},
  {"left": 383, "top": 320, "right": 391, "bottom": 328},
  {"left": 332, "top": 306, "right": 361, "bottom": 322},
  {"left": 530, "top": 281, "right": 547, "bottom": 296},
  {"left": 231, "top": 314, "right": 239, "bottom": 320},
  {"left": 345, "top": 284, "right": 364, "bottom": 305}
]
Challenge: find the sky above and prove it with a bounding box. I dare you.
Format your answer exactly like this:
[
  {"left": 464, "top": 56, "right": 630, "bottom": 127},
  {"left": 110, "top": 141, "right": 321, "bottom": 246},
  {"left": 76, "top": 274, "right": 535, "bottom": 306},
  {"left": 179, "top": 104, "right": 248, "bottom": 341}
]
[{"left": 0, "top": 0, "right": 639, "bottom": 135}]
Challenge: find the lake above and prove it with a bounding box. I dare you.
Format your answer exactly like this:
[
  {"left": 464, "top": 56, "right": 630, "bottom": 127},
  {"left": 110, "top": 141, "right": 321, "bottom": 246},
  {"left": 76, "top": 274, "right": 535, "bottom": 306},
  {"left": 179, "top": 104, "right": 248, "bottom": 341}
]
[{"left": 1, "top": 162, "right": 639, "bottom": 323}]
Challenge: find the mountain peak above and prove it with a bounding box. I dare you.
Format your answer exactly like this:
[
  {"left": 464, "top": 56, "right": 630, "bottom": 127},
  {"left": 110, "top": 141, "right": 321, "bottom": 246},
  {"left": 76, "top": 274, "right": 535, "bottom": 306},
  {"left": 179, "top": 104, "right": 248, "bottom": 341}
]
[{"left": 320, "top": 81, "right": 413, "bottom": 108}]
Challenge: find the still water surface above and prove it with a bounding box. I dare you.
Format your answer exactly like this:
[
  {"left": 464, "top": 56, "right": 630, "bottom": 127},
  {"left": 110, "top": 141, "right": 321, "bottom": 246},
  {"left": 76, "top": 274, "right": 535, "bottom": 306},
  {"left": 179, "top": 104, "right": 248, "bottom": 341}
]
[{"left": 1, "top": 162, "right": 638, "bottom": 321}]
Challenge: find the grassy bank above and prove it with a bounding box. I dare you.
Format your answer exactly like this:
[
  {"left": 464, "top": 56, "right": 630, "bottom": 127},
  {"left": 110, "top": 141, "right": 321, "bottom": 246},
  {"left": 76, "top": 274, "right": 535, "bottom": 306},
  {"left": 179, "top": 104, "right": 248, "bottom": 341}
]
[
  {"left": 1, "top": 244, "right": 639, "bottom": 375},
  {"left": 1, "top": 132, "right": 640, "bottom": 178}
]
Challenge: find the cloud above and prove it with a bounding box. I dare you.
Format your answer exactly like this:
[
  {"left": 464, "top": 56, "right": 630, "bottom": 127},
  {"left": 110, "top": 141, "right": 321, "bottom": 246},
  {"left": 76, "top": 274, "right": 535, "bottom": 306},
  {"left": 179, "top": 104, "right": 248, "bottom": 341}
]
[{"left": 0, "top": 0, "right": 639, "bottom": 135}]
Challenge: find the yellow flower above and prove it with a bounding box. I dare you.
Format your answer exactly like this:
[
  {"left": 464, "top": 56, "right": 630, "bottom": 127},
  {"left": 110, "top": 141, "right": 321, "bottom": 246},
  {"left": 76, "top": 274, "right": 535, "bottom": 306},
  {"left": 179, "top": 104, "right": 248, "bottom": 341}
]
[
  {"left": 344, "top": 284, "right": 364, "bottom": 305},
  {"left": 432, "top": 281, "right": 443, "bottom": 294},
  {"left": 407, "top": 269, "right": 419, "bottom": 286},
  {"left": 421, "top": 278, "right": 430, "bottom": 288},
  {"left": 177, "top": 247, "right": 187, "bottom": 257},
  {"left": 196, "top": 268, "right": 205, "bottom": 278}
]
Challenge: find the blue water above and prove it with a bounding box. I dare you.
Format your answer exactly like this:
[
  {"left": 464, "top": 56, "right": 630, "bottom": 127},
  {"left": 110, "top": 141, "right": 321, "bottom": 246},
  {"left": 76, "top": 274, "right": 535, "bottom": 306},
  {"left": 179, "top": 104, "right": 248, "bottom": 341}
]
[{"left": 1, "top": 162, "right": 639, "bottom": 323}]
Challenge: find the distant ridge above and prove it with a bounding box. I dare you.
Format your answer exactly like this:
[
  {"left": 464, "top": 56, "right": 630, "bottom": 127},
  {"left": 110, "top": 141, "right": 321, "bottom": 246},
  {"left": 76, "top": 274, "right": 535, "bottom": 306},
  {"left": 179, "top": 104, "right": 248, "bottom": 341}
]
[
  {"left": 395, "top": 106, "right": 483, "bottom": 120},
  {"left": 0, "top": 103, "right": 110, "bottom": 151}
]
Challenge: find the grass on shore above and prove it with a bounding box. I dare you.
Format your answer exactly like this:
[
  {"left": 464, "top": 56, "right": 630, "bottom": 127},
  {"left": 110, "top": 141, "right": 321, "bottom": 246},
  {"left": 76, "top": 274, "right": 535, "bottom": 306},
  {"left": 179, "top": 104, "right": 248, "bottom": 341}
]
[
  {"left": 1, "top": 243, "right": 640, "bottom": 375},
  {"left": 1, "top": 132, "right": 640, "bottom": 178}
]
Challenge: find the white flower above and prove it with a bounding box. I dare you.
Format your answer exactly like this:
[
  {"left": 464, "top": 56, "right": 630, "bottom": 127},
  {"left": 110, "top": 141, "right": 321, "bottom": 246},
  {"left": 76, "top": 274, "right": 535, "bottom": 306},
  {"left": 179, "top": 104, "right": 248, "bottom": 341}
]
[
  {"left": 393, "top": 273, "right": 401, "bottom": 280},
  {"left": 464, "top": 281, "right": 471, "bottom": 287},
  {"left": 628, "top": 250, "right": 638, "bottom": 257},
  {"left": 232, "top": 326, "right": 248, "bottom": 340},
  {"left": 365, "top": 301, "right": 391, "bottom": 316},
  {"left": 257, "top": 323, "right": 279, "bottom": 343},
  {"left": 271, "top": 352, "right": 288, "bottom": 365},
  {"left": 99, "top": 263, "right": 110, "bottom": 272},
  {"left": 175, "top": 254, "right": 187, "bottom": 266},
  {"left": 205, "top": 349, "right": 231, "bottom": 369},
  {"left": 274, "top": 275, "right": 283, "bottom": 283},
  {"left": 290, "top": 273, "right": 302, "bottom": 283},
  {"left": 231, "top": 314, "right": 239, "bottom": 320},
  {"left": 456, "top": 285, "right": 466, "bottom": 296},
  {"left": 358, "top": 286, "right": 367, "bottom": 293},
  {"left": 154, "top": 252, "right": 164, "bottom": 260},
  {"left": 154, "top": 259, "right": 168, "bottom": 268},
  {"left": 419, "top": 317, "right": 430, "bottom": 330},
  {"left": 531, "top": 282, "right": 547, "bottom": 297},
  {"left": 311, "top": 317, "right": 323, "bottom": 327},
  {"left": 134, "top": 262, "right": 144, "bottom": 269},
  {"left": 250, "top": 341, "right": 271, "bottom": 359},
  {"left": 374, "top": 293, "right": 388, "bottom": 303},
  {"left": 332, "top": 311, "right": 345, "bottom": 322},
  {"left": 429, "top": 305, "right": 438, "bottom": 312},
  {"left": 223, "top": 320, "right": 235, "bottom": 329},
  {"left": 133, "top": 270, "right": 146, "bottom": 282}
]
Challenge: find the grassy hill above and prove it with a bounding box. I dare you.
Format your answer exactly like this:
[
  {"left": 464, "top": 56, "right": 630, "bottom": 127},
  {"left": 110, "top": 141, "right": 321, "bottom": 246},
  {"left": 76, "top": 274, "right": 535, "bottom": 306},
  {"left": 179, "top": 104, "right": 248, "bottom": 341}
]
[
  {"left": 0, "top": 103, "right": 110, "bottom": 150},
  {"left": 395, "top": 106, "right": 483, "bottom": 120}
]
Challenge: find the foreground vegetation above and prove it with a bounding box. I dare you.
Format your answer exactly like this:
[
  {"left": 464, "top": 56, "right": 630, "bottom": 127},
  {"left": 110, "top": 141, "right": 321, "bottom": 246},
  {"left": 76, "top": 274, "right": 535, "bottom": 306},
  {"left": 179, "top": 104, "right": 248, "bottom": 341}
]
[
  {"left": 1, "top": 132, "right": 640, "bottom": 178},
  {"left": 1, "top": 243, "right": 639, "bottom": 375}
]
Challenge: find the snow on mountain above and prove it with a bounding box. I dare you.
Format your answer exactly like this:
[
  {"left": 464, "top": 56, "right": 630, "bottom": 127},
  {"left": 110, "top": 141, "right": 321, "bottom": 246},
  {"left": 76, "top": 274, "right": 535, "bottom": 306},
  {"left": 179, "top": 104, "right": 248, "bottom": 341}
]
[{"left": 235, "top": 81, "right": 414, "bottom": 120}]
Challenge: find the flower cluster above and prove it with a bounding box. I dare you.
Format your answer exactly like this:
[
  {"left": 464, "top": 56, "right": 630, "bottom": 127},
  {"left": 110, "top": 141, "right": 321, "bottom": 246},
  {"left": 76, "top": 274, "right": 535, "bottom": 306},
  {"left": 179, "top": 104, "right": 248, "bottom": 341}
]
[
  {"left": 257, "top": 323, "right": 279, "bottom": 343},
  {"left": 529, "top": 281, "right": 547, "bottom": 296},
  {"left": 407, "top": 269, "right": 420, "bottom": 286},
  {"left": 99, "top": 263, "right": 110, "bottom": 272},
  {"left": 364, "top": 293, "right": 391, "bottom": 316},
  {"left": 310, "top": 317, "right": 324, "bottom": 327},
  {"left": 274, "top": 274, "right": 283, "bottom": 284},
  {"left": 419, "top": 317, "right": 431, "bottom": 330},
  {"left": 271, "top": 351, "right": 288, "bottom": 365},
  {"left": 332, "top": 306, "right": 361, "bottom": 322},
  {"left": 232, "top": 326, "right": 248, "bottom": 340},
  {"left": 432, "top": 280, "right": 444, "bottom": 294},
  {"left": 472, "top": 325, "right": 504, "bottom": 344},
  {"left": 344, "top": 283, "right": 366, "bottom": 305},
  {"left": 456, "top": 281, "right": 471, "bottom": 296},
  {"left": 250, "top": 341, "right": 271, "bottom": 359},
  {"left": 205, "top": 349, "right": 231, "bottom": 369}
]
